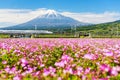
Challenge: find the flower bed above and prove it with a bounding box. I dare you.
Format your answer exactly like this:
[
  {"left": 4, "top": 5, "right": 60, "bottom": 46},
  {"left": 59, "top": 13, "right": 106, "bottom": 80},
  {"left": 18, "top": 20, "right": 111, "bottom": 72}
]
[{"left": 0, "top": 38, "right": 120, "bottom": 80}]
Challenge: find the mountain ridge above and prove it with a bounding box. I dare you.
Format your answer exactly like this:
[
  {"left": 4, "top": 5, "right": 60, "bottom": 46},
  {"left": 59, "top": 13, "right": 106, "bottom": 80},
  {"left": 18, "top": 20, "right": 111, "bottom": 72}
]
[{"left": 1, "top": 10, "right": 89, "bottom": 30}]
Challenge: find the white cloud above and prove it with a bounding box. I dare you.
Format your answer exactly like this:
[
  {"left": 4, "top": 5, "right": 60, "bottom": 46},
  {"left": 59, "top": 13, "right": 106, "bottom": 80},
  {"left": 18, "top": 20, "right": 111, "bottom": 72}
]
[
  {"left": 61, "top": 11, "right": 120, "bottom": 24},
  {"left": 0, "top": 8, "right": 120, "bottom": 28},
  {"left": 0, "top": 8, "right": 47, "bottom": 28}
]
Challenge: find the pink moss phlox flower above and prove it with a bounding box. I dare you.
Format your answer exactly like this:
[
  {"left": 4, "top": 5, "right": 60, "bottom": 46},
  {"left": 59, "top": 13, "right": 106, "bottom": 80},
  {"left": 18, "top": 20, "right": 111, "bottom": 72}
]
[
  {"left": 40, "top": 64, "right": 45, "bottom": 67},
  {"left": 115, "top": 66, "right": 120, "bottom": 71},
  {"left": 99, "top": 78, "right": 109, "bottom": 80},
  {"left": 26, "top": 67, "right": 33, "bottom": 74},
  {"left": 114, "top": 60, "right": 119, "bottom": 64},
  {"left": 13, "top": 75, "right": 21, "bottom": 80},
  {"left": 49, "top": 66, "right": 56, "bottom": 73},
  {"left": 21, "top": 58, "right": 28, "bottom": 67},
  {"left": 103, "top": 52, "right": 113, "bottom": 57},
  {"left": 103, "top": 49, "right": 113, "bottom": 57},
  {"left": 43, "top": 68, "right": 50, "bottom": 76},
  {"left": 14, "top": 49, "right": 21, "bottom": 53},
  {"left": 0, "top": 70, "right": 2, "bottom": 74},
  {"left": 2, "top": 60, "right": 7, "bottom": 64},
  {"left": 21, "top": 58, "right": 28, "bottom": 64},
  {"left": 100, "top": 64, "right": 111, "bottom": 72},
  {"left": 9, "top": 67, "right": 17, "bottom": 74},
  {"left": 63, "top": 66, "right": 73, "bottom": 74},
  {"left": 83, "top": 53, "right": 97, "bottom": 60},
  {"left": 33, "top": 71, "right": 40, "bottom": 76},
  {"left": 82, "top": 75, "right": 86, "bottom": 80},
  {"left": 4, "top": 67, "right": 10, "bottom": 73},
  {"left": 76, "top": 67, "right": 83, "bottom": 75},
  {"left": 85, "top": 68, "right": 91, "bottom": 74},
  {"left": 92, "top": 78, "right": 96, "bottom": 80},
  {"left": 43, "top": 66, "right": 56, "bottom": 76},
  {"left": 55, "top": 61, "right": 65, "bottom": 68},
  {"left": 75, "top": 53, "right": 79, "bottom": 57},
  {"left": 111, "top": 67, "right": 119, "bottom": 76},
  {"left": 58, "top": 77, "right": 62, "bottom": 80},
  {"left": 61, "top": 54, "right": 73, "bottom": 62},
  {"left": 55, "top": 55, "right": 73, "bottom": 68}
]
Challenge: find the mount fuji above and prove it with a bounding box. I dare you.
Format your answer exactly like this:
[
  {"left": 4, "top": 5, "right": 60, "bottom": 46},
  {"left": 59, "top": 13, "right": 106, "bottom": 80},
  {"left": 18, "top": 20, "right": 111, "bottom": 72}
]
[{"left": 1, "top": 10, "right": 89, "bottom": 30}]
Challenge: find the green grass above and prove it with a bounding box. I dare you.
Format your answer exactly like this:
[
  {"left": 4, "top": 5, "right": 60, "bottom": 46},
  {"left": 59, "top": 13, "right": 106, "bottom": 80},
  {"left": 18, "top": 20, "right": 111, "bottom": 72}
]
[
  {"left": 0, "top": 34, "right": 10, "bottom": 38},
  {"left": 36, "top": 34, "right": 75, "bottom": 38},
  {"left": 0, "top": 33, "right": 120, "bottom": 38}
]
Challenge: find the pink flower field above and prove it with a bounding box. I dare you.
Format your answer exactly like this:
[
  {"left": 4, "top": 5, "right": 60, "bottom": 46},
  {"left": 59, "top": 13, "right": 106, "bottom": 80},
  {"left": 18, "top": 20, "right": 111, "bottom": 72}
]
[{"left": 0, "top": 38, "right": 120, "bottom": 80}]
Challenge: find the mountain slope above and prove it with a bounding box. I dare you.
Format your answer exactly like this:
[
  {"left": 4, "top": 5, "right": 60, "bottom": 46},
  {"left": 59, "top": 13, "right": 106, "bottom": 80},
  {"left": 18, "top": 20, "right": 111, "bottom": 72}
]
[{"left": 1, "top": 10, "right": 88, "bottom": 30}]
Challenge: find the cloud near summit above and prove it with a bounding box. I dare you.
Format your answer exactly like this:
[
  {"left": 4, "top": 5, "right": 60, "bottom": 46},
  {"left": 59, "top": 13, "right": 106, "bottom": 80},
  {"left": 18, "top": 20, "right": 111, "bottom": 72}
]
[
  {"left": 0, "top": 8, "right": 120, "bottom": 27},
  {"left": 61, "top": 11, "right": 120, "bottom": 24}
]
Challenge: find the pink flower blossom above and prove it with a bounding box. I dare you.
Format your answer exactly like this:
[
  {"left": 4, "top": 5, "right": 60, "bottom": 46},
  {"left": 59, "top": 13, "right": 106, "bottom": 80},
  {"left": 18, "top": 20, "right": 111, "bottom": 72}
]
[
  {"left": 63, "top": 67, "right": 73, "bottom": 74},
  {"left": 111, "top": 67, "right": 119, "bottom": 76},
  {"left": 85, "top": 68, "right": 91, "bottom": 74},
  {"left": 83, "top": 53, "right": 97, "bottom": 60},
  {"left": 2, "top": 61, "right": 7, "bottom": 64},
  {"left": 103, "top": 52, "right": 113, "bottom": 57},
  {"left": 99, "top": 78, "right": 109, "bottom": 80},
  {"left": 43, "top": 69, "right": 50, "bottom": 76},
  {"left": 21, "top": 58, "right": 28, "bottom": 64},
  {"left": 100, "top": 64, "right": 111, "bottom": 72},
  {"left": 21, "top": 58, "right": 28, "bottom": 67},
  {"left": 55, "top": 61, "right": 65, "bottom": 68},
  {"left": 4, "top": 67, "right": 10, "bottom": 73},
  {"left": 61, "top": 55, "right": 73, "bottom": 61},
  {"left": 13, "top": 75, "right": 21, "bottom": 80},
  {"left": 43, "top": 66, "right": 56, "bottom": 76},
  {"left": 58, "top": 77, "right": 62, "bottom": 80},
  {"left": 76, "top": 67, "right": 83, "bottom": 75}
]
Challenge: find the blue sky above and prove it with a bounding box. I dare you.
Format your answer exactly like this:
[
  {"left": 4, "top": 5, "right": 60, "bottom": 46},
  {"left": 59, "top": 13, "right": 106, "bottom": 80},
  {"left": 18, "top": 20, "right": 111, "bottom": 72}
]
[
  {"left": 0, "top": 0, "right": 120, "bottom": 13},
  {"left": 0, "top": 0, "right": 120, "bottom": 27}
]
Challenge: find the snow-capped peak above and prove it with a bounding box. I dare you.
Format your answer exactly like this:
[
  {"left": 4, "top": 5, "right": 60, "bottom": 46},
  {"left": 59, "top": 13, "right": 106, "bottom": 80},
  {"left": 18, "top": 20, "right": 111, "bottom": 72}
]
[
  {"left": 38, "top": 9, "right": 59, "bottom": 18},
  {"left": 38, "top": 9, "right": 61, "bottom": 19},
  {"left": 45, "top": 10, "right": 58, "bottom": 18},
  {"left": 46, "top": 10, "right": 57, "bottom": 15}
]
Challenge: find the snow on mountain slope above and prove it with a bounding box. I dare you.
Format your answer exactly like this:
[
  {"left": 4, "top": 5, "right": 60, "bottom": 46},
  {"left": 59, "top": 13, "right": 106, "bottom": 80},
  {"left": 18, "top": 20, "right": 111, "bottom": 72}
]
[{"left": 1, "top": 9, "right": 89, "bottom": 30}]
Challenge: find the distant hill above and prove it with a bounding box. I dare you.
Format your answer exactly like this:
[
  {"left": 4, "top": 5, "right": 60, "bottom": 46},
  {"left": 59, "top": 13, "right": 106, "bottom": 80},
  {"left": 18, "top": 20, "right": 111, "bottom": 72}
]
[
  {"left": 1, "top": 10, "right": 89, "bottom": 30},
  {"left": 77, "top": 20, "right": 120, "bottom": 31},
  {"left": 71, "top": 20, "right": 120, "bottom": 37}
]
